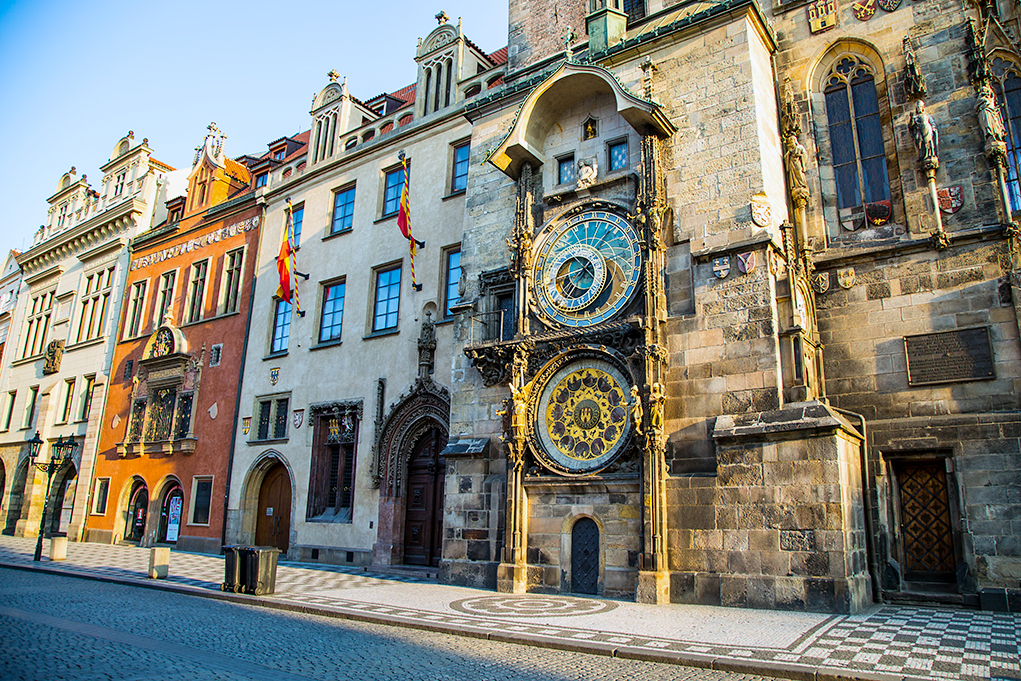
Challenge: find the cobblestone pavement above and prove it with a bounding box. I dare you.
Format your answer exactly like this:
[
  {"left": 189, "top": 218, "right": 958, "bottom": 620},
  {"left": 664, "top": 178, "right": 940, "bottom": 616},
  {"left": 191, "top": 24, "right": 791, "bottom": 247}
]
[
  {"left": 0, "top": 536, "right": 1017, "bottom": 681},
  {"left": 0, "top": 568, "right": 772, "bottom": 681}
]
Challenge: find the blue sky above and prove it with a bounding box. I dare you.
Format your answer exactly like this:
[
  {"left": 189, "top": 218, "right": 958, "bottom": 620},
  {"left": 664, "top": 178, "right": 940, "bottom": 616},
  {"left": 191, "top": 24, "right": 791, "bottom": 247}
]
[{"left": 0, "top": 1, "right": 509, "bottom": 259}]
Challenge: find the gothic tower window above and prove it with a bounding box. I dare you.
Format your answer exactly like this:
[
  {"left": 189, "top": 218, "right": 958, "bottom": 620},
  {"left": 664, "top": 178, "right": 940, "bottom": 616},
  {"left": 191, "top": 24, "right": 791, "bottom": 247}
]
[
  {"left": 823, "top": 55, "right": 891, "bottom": 230},
  {"left": 990, "top": 56, "right": 1021, "bottom": 210}
]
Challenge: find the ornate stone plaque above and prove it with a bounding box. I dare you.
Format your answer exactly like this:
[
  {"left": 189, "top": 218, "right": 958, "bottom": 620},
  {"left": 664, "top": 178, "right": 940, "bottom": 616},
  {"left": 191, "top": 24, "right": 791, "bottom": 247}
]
[{"left": 905, "top": 327, "right": 995, "bottom": 386}]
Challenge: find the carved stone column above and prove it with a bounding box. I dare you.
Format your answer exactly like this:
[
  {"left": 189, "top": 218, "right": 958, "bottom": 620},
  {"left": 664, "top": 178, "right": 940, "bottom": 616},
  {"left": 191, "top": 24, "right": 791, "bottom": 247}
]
[
  {"left": 509, "top": 163, "right": 535, "bottom": 337},
  {"left": 496, "top": 344, "right": 533, "bottom": 594}
]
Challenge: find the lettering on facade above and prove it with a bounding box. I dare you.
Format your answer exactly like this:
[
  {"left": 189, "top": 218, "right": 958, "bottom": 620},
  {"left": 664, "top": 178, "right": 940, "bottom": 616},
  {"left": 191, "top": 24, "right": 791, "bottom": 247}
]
[
  {"left": 905, "top": 327, "right": 995, "bottom": 386},
  {"left": 130, "top": 216, "right": 259, "bottom": 270}
]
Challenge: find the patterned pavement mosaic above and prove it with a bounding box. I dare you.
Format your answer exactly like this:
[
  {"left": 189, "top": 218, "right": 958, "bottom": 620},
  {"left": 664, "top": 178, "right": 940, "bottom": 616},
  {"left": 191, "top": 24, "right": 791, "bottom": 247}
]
[{"left": 0, "top": 536, "right": 1017, "bottom": 681}]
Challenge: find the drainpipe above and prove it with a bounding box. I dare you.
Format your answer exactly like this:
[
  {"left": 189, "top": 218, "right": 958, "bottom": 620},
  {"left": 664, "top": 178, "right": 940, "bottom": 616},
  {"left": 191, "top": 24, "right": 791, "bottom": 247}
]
[{"left": 833, "top": 406, "right": 881, "bottom": 603}]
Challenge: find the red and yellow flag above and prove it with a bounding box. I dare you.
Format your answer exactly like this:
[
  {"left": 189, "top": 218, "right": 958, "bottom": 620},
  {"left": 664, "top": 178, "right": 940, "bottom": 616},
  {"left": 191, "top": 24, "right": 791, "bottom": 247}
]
[
  {"left": 397, "top": 155, "right": 423, "bottom": 291},
  {"left": 275, "top": 200, "right": 300, "bottom": 311}
]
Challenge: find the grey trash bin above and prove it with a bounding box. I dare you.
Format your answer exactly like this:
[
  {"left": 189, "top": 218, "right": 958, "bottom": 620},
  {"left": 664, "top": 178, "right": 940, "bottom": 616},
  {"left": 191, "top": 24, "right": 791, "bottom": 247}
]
[
  {"left": 241, "top": 546, "right": 280, "bottom": 595},
  {"left": 222, "top": 545, "right": 244, "bottom": 592}
]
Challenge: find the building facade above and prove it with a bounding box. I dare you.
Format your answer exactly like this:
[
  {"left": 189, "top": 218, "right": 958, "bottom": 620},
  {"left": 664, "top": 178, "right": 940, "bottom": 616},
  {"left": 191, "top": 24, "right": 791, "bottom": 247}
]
[
  {"left": 0, "top": 134, "right": 173, "bottom": 543},
  {"left": 86, "top": 125, "right": 263, "bottom": 554}
]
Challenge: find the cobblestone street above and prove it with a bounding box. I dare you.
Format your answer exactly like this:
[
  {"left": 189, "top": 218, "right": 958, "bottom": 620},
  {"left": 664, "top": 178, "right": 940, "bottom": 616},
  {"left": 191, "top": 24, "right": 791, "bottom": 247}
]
[{"left": 0, "top": 569, "right": 770, "bottom": 681}]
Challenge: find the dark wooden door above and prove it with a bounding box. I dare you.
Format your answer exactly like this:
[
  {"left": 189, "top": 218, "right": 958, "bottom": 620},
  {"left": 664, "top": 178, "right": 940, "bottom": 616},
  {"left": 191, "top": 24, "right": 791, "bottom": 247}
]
[
  {"left": 897, "top": 462, "right": 955, "bottom": 582},
  {"left": 572, "top": 517, "right": 599, "bottom": 594},
  {"left": 256, "top": 462, "right": 291, "bottom": 554},
  {"left": 403, "top": 428, "right": 446, "bottom": 566}
]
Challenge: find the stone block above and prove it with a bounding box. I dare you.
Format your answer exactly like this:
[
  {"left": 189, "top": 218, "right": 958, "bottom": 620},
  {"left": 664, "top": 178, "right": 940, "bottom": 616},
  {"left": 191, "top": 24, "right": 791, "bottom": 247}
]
[
  {"left": 48, "top": 535, "right": 67, "bottom": 561},
  {"left": 720, "top": 575, "right": 747, "bottom": 607},
  {"left": 148, "top": 547, "right": 170, "bottom": 579}
]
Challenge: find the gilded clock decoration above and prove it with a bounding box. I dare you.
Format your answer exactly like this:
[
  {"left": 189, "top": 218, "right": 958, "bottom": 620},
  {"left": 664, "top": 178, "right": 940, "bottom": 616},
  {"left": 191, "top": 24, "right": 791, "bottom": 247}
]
[
  {"left": 534, "top": 357, "right": 632, "bottom": 475},
  {"left": 152, "top": 328, "right": 174, "bottom": 357},
  {"left": 532, "top": 210, "right": 642, "bottom": 328}
]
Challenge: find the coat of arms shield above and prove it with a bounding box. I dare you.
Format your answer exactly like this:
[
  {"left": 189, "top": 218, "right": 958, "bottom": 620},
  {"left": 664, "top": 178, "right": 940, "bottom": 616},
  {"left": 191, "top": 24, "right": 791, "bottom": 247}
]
[
  {"left": 242, "top": 417, "right": 252, "bottom": 436},
  {"left": 751, "top": 193, "right": 772, "bottom": 227},
  {"left": 813, "top": 272, "right": 831, "bottom": 294},
  {"left": 293, "top": 409, "right": 304, "bottom": 429},
  {"left": 937, "top": 185, "right": 964, "bottom": 214},
  {"left": 837, "top": 267, "right": 856, "bottom": 289},
  {"left": 737, "top": 252, "right": 756, "bottom": 274},
  {"left": 713, "top": 256, "right": 731, "bottom": 279},
  {"left": 270, "top": 367, "right": 280, "bottom": 385}
]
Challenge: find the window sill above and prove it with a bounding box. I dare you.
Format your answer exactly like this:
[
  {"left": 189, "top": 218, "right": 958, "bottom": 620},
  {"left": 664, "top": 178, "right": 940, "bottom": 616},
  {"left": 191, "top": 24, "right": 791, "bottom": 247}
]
[
  {"left": 65, "top": 337, "right": 106, "bottom": 353},
  {"left": 362, "top": 328, "right": 399, "bottom": 340},
  {"left": 10, "top": 353, "right": 44, "bottom": 367},
  {"left": 322, "top": 228, "right": 352, "bottom": 243},
  {"left": 442, "top": 189, "right": 466, "bottom": 201},
  {"left": 435, "top": 316, "right": 456, "bottom": 326},
  {"left": 373, "top": 213, "right": 398, "bottom": 225},
  {"left": 186, "top": 522, "right": 211, "bottom": 527},
  {"left": 263, "top": 351, "right": 289, "bottom": 361},
  {"left": 247, "top": 437, "right": 288, "bottom": 446},
  {"left": 311, "top": 338, "right": 343, "bottom": 351}
]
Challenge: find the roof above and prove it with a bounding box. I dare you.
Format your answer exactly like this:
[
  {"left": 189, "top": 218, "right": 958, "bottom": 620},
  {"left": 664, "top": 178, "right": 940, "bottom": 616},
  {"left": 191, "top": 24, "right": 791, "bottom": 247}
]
[
  {"left": 487, "top": 46, "right": 508, "bottom": 66},
  {"left": 389, "top": 83, "right": 417, "bottom": 103},
  {"left": 224, "top": 157, "right": 251, "bottom": 185}
]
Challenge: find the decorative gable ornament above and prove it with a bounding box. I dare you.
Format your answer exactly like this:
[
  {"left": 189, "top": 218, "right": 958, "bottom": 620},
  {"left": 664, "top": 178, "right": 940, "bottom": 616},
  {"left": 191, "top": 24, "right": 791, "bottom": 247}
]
[{"left": 713, "top": 256, "right": 731, "bottom": 279}]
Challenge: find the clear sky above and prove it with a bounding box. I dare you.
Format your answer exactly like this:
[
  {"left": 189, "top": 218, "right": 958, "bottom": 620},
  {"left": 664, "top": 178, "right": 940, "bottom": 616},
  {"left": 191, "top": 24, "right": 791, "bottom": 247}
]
[{"left": 0, "top": 1, "right": 509, "bottom": 259}]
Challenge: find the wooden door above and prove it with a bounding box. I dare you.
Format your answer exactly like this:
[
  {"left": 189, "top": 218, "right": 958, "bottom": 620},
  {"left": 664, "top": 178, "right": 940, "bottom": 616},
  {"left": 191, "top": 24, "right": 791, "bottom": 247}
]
[
  {"left": 897, "top": 462, "right": 955, "bottom": 582},
  {"left": 571, "top": 517, "right": 599, "bottom": 594},
  {"left": 403, "top": 428, "right": 446, "bottom": 566},
  {"left": 256, "top": 462, "right": 291, "bottom": 554}
]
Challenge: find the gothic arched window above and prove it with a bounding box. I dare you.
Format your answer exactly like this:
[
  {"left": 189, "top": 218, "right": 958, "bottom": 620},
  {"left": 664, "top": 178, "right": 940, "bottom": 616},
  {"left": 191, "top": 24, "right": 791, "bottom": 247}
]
[
  {"left": 823, "top": 55, "right": 891, "bottom": 229},
  {"left": 990, "top": 57, "right": 1021, "bottom": 210}
]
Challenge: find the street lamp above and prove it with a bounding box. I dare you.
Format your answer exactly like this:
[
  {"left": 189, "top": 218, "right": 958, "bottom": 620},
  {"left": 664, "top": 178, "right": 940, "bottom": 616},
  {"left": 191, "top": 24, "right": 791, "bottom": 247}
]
[{"left": 27, "top": 433, "right": 78, "bottom": 562}]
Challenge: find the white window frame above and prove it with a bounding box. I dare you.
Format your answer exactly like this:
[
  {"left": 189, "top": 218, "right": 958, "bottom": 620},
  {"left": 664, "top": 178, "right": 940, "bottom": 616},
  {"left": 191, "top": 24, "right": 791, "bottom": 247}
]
[
  {"left": 91, "top": 478, "right": 111, "bottom": 515},
  {"left": 188, "top": 475, "right": 215, "bottom": 526}
]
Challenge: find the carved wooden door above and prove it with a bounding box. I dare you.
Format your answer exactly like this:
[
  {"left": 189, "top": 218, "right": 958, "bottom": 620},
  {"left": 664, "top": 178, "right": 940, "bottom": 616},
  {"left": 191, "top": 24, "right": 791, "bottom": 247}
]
[
  {"left": 403, "top": 428, "right": 446, "bottom": 566},
  {"left": 256, "top": 463, "right": 291, "bottom": 554},
  {"left": 572, "top": 517, "right": 599, "bottom": 594},
  {"left": 897, "top": 462, "right": 955, "bottom": 581}
]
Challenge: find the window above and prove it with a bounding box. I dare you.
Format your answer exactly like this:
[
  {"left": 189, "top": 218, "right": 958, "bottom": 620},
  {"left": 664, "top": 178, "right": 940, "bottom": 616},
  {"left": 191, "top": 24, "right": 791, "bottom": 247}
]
[
  {"left": 331, "top": 186, "right": 356, "bottom": 234},
  {"left": 185, "top": 260, "right": 208, "bottom": 324},
  {"left": 307, "top": 406, "right": 360, "bottom": 522},
  {"left": 382, "top": 165, "right": 406, "bottom": 217},
  {"left": 273, "top": 149, "right": 285, "bottom": 160},
  {"left": 988, "top": 57, "right": 1021, "bottom": 210},
  {"left": 124, "top": 360, "right": 133, "bottom": 380},
  {"left": 823, "top": 55, "right": 890, "bottom": 229},
  {"left": 21, "top": 290, "right": 54, "bottom": 358},
  {"left": 290, "top": 205, "right": 304, "bottom": 247},
  {"left": 253, "top": 396, "right": 290, "bottom": 441},
  {"left": 222, "top": 248, "right": 244, "bottom": 314},
  {"left": 76, "top": 266, "right": 115, "bottom": 343},
  {"left": 451, "top": 142, "right": 470, "bottom": 193},
  {"left": 79, "top": 375, "right": 95, "bottom": 422},
  {"left": 373, "top": 266, "right": 401, "bottom": 332},
  {"left": 623, "top": 0, "right": 646, "bottom": 23},
  {"left": 444, "top": 248, "right": 461, "bottom": 317},
  {"left": 271, "top": 299, "right": 291, "bottom": 353},
  {"left": 60, "top": 379, "right": 76, "bottom": 424},
  {"left": 156, "top": 271, "right": 176, "bottom": 326},
  {"left": 255, "top": 173, "right": 268, "bottom": 188},
  {"left": 319, "top": 281, "right": 345, "bottom": 343},
  {"left": 558, "top": 155, "right": 576, "bottom": 185},
  {"left": 92, "top": 478, "right": 110, "bottom": 515},
  {"left": 608, "top": 139, "right": 628, "bottom": 171},
  {"left": 23, "top": 386, "right": 38, "bottom": 429},
  {"left": 168, "top": 208, "right": 182, "bottom": 223},
  {"left": 209, "top": 344, "right": 222, "bottom": 367},
  {"left": 190, "top": 477, "right": 213, "bottom": 525},
  {"left": 113, "top": 172, "right": 126, "bottom": 197},
  {"left": 57, "top": 204, "right": 68, "bottom": 229},
  {"left": 125, "top": 281, "right": 147, "bottom": 338},
  {"left": 2, "top": 391, "right": 15, "bottom": 431}
]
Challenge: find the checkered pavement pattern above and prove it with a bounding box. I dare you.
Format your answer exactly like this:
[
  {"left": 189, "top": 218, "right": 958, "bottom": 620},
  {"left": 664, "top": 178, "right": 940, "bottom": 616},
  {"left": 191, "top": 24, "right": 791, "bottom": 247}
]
[{"left": 0, "top": 536, "right": 1017, "bottom": 681}]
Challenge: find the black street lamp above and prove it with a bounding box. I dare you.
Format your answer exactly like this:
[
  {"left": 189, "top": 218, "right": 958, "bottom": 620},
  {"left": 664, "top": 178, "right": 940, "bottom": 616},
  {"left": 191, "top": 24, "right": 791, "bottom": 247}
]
[{"left": 27, "top": 433, "right": 78, "bottom": 562}]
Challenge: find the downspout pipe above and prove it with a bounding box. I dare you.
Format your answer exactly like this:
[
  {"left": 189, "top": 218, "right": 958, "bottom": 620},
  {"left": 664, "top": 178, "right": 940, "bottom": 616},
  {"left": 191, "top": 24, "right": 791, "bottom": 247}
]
[{"left": 833, "top": 406, "right": 881, "bottom": 603}]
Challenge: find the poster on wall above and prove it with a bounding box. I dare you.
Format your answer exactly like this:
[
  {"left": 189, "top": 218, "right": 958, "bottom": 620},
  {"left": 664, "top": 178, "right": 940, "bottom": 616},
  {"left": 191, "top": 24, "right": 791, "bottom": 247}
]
[{"left": 167, "top": 496, "right": 182, "bottom": 542}]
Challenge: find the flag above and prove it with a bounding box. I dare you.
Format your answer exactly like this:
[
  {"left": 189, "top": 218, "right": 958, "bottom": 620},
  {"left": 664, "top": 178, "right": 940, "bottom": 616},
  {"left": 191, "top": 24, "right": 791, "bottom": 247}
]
[
  {"left": 397, "top": 154, "right": 424, "bottom": 291},
  {"left": 275, "top": 199, "right": 301, "bottom": 312}
]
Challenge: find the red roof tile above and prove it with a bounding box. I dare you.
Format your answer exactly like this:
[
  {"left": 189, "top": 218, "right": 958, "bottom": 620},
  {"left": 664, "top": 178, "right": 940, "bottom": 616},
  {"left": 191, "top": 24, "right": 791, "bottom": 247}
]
[{"left": 487, "top": 46, "right": 508, "bottom": 66}]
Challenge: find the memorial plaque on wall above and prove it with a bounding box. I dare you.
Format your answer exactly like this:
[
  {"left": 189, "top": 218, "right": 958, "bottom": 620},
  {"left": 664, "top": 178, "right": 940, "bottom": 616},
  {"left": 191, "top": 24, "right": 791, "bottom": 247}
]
[{"left": 904, "top": 327, "right": 995, "bottom": 386}]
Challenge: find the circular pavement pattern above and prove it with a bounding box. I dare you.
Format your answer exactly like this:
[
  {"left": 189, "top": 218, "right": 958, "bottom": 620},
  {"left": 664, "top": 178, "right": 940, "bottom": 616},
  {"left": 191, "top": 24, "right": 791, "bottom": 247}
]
[{"left": 448, "top": 595, "right": 618, "bottom": 618}]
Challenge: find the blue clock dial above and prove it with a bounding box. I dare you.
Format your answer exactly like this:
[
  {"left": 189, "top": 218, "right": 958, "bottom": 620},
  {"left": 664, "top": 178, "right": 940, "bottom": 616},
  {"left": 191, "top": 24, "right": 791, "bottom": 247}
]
[{"left": 532, "top": 211, "right": 642, "bottom": 328}]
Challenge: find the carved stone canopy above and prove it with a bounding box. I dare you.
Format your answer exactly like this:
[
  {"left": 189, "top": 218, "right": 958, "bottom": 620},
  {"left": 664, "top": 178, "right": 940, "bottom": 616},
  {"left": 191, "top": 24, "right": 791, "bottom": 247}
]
[
  {"left": 488, "top": 62, "right": 676, "bottom": 180},
  {"left": 374, "top": 376, "right": 450, "bottom": 495}
]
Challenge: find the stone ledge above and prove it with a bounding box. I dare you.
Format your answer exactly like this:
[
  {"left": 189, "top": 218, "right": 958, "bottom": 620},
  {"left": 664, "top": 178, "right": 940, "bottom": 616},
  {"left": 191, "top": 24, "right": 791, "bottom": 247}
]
[{"left": 713, "top": 401, "right": 861, "bottom": 443}]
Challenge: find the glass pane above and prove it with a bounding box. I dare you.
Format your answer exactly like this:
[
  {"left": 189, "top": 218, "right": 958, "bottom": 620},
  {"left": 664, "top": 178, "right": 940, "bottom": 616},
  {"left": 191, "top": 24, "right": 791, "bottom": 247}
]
[
  {"left": 829, "top": 121, "right": 857, "bottom": 166},
  {"left": 835, "top": 163, "right": 861, "bottom": 209},
  {"left": 855, "top": 112, "right": 885, "bottom": 159},
  {"left": 861, "top": 156, "right": 891, "bottom": 203},
  {"left": 851, "top": 76, "right": 879, "bottom": 116},
  {"left": 825, "top": 86, "right": 851, "bottom": 125}
]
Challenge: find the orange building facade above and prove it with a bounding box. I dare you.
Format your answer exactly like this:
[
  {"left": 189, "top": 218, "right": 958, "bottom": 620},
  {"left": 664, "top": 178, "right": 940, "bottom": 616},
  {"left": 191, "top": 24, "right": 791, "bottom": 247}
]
[{"left": 86, "top": 126, "right": 261, "bottom": 553}]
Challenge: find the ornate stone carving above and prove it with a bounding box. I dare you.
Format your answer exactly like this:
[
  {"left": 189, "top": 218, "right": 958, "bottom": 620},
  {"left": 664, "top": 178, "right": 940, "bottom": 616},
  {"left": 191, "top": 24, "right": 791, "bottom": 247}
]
[
  {"left": 903, "top": 37, "right": 927, "bottom": 99},
  {"left": 374, "top": 377, "right": 449, "bottom": 494},
  {"left": 42, "top": 340, "right": 64, "bottom": 375},
  {"left": 909, "top": 101, "right": 939, "bottom": 170}
]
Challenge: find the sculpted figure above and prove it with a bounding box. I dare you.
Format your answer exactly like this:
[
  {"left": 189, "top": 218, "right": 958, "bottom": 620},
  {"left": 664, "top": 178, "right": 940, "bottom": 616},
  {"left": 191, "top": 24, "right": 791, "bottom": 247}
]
[
  {"left": 784, "top": 134, "right": 808, "bottom": 192},
  {"left": 908, "top": 101, "right": 939, "bottom": 163},
  {"left": 630, "top": 385, "right": 643, "bottom": 435},
  {"left": 649, "top": 382, "right": 665, "bottom": 433},
  {"left": 976, "top": 82, "right": 1006, "bottom": 144},
  {"left": 577, "top": 157, "right": 597, "bottom": 188}
]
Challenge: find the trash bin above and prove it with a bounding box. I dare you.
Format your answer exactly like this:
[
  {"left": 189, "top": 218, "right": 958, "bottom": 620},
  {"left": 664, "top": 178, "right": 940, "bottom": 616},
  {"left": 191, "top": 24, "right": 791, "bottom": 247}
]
[
  {"left": 222, "top": 546, "right": 244, "bottom": 592},
  {"left": 240, "top": 546, "right": 280, "bottom": 595}
]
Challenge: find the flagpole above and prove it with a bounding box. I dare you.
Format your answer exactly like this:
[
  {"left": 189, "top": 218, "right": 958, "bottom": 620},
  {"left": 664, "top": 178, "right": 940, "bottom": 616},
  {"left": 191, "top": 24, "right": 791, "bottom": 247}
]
[{"left": 398, "top": 150, "right": 424, "bottom": 292}]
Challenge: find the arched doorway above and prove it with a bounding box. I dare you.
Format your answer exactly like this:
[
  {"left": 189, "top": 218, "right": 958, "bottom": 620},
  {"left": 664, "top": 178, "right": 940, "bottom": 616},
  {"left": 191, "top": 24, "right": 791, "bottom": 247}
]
[
  {"left": 49, "top": 464, "right": 77, "bottom": 535},
  {"left": 571, "top": 517, "right": 600, "bottom": 595},
  {"left": 256, "top": 462, "right": 291, "bottom": 554},
  {"left": 403, "top": 427, "right": 446, "bottom": 566},
  {"left": 157, "top": 484, "right": 184, "bottom": 543},
  {"left": 126, "top": 481, "right": 149, "bottom": 542},
  {"left": 3, "top": 459, "right": 30, "bottom": 535}
]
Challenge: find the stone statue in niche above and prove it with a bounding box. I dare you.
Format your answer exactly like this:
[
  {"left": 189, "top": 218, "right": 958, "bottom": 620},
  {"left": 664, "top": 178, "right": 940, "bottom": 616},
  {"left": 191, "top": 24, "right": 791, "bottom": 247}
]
[
  {"left": 576, "top": 157, "right": 598, "bottom": 188},
  {"left": 630, "top": 385, "right": 643, "bottom": 436},
  {"left": 784, "top": 134, "right": 809, "bottom": 196},
  {"left": 976, "top": 81, "right": 1007, "bottom": 147}
]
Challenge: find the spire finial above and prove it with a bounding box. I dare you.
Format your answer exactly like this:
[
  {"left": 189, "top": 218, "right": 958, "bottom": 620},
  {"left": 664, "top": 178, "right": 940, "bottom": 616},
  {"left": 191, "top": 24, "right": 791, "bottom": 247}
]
[
  {"left": 436, "top": 10, "right": 449, "bottom": 24},
  {"left": 328, "top": 69, "right": 340, "bottom": 83}
]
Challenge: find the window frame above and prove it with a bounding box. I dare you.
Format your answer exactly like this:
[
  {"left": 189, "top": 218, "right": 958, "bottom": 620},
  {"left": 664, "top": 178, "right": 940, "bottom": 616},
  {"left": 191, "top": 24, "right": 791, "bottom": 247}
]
[
  {"left": 270, "top": 298, "right": 292, "bottom": 355},
  {"left": 371, "top": 263, "right": 402, "bottom": 333},
  {"left": 188, "top": 476, "right": 214, "bottom": 526},
  {"left": 381, "top": 164, "right": 406, "bottom": 218},
  {"left": 154, "top": 270, "right": 177, "bottom": 327},
  {"left": 318, "top": 279, "right": 346, "bottom": 345},
  {"left": 255, "top": 173, "right": 268, "bottom": 189},
  {"left": 330, "top": 184, "right": 356, "bottom": 235},
  {"left": 59, "top": 378, "right": 76, "bottom": 425},
  {"left": 184, "top": 259, "right": 209, "bottom": 324},
  {"left": 21, "top": 289, "right": 55, "bottom": 359},
  {"left": 91, "top": 478, "right": 111, "bottom": 515},
  {"left": 607, "top": 138, "right": 629, "bottom": 172},
  {"left": 251, "top": 394, "right": 291, "bottom": 443},
  {"left": 450, "top": 141, "right": 470, "bottom": 194},
  {"left": 78, "top": 375, "right": 95, "bottom": 423},
  {"left": 75, "top": 265, "right": 116, "bottom": 344},
  {"left": 124, "top": 279, "right": 149, "bottom": 339},
  {"left": 220, "top": 247, "right": 245, "bottom": 316},
  {"left": 22, "top": 385, "right": 39, "bottom": 429},
  {"left": 290, "top": 203, "right": 304, "bottom": 248},
  {"left": 557, "top": 154, "right": 576, "bottom": 185},
  {"left": 442, "top": 246, "right": 462, "bottom": 319},
  {"left": 2, "top": 391, "right": 15, "bottom": 431}
]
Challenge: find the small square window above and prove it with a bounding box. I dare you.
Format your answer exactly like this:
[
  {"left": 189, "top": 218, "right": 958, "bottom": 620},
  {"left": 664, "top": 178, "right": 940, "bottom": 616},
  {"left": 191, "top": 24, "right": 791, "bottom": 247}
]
[
  {"left": 209, "top": 344, "right": 223, "bottom": 367},
  {"left": 558, "top": 155, "right": 576, "bottom": 185},
  {"left": 331, "top": 186, "right": 356, "bottom": 234},
  {"left": 124, "top": 360, "right": 134, "bottom": 380},
  {"left": 253, "top": 396, "right": 290, "bottom": 441},
  {"left": 608, "top": 140, "right": 628, "bottom": 171},
  {"left": 255, "top": 173, "right": 268, "bottom": 188}
]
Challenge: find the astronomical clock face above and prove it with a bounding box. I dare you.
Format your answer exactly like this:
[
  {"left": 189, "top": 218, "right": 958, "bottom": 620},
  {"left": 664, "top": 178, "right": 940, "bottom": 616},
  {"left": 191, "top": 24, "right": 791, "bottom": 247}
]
[
  {"left": 532, "top": 210, "right": 642, "bottom": 328},
  {"left": 533, "top": 357, "right": 632, "bottom": 475}
]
